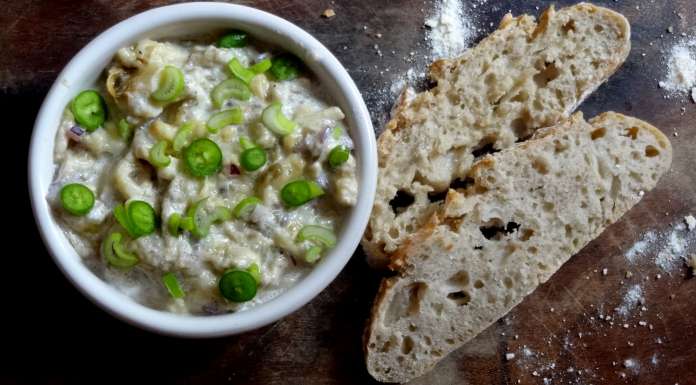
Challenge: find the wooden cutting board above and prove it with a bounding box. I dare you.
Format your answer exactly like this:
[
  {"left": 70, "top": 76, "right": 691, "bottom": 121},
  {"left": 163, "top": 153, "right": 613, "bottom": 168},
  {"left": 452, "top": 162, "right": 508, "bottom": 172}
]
[{"left": 3, "top": 1, "right": 694, "bottom": 384}]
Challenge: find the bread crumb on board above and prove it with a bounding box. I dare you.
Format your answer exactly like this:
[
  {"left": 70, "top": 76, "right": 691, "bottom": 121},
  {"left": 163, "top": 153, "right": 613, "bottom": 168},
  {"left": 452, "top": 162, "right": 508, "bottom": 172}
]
[
  {"left": 685, "top": 214, "right": 695, "bottom": 231},
  {"left": 321, "top": 8, "right": 335, "bottom": 18}
]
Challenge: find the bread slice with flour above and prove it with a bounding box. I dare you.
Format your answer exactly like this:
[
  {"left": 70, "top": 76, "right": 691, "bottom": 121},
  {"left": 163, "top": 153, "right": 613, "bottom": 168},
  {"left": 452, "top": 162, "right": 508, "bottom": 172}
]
[
  {"left": 364, "top": 112, "right": 672, "bottom": 383},
  {"left": 363, "top": 3, "right": 631, "bottom": 266}
]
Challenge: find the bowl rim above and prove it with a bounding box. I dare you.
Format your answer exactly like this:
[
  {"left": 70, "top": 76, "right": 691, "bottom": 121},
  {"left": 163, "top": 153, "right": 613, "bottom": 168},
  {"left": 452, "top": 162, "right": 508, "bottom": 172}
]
[{"left": 28, "top": 2, "right": 376, "bottom": 338}]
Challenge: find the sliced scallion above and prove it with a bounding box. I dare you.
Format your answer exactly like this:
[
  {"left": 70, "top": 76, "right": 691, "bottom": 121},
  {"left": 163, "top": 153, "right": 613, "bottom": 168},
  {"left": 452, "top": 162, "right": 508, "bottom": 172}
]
[
  {"left": 228, "top": 58, "right": 255, "bottom": 84},
  {"left": 162, "top": 272, "right": 185, "bottom": 299},
  {"left": 207, "top": 108, "right": 244, "bottom": 133},
  {"left": 148, "top": 140, "right": 171, "bottom": 168},
  {"left": 296, "top": 225, "right": 337, "bottom": 248},
  {"left": 262, "top": 102, "right": 296, "bottom": 136},
  {"left": 151, "top": 65, "right": 185, "bottom": 102},
  {"left": 211, "top": 78, "right": 251, "bottom": 108},
  {"left": 232, "top": 197, "right": 261, "bottom": 219}
]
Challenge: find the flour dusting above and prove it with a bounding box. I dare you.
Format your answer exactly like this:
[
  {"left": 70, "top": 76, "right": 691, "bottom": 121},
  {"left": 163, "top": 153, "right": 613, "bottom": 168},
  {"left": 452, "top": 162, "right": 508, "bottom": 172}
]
[
  {"left": 659, "top": 38, "right": 696, "bottom": 94},
  {"left": 624, "top": 231, "right": 656, "bottom": 263},
  {"left": 425, "top": 0, "right": 481, "bottom": 59},
  {"left": 616, "top": 285, "right": 643, "bottom": 317}
]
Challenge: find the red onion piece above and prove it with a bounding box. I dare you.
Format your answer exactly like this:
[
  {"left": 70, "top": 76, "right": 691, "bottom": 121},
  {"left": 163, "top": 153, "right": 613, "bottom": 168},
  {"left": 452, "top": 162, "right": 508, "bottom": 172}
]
[
  {"left": 228, "top": 164, "right": 241, "bottom": 176},
  {"left": 68, "top": 125, "right": 85, "bottom": 141}
]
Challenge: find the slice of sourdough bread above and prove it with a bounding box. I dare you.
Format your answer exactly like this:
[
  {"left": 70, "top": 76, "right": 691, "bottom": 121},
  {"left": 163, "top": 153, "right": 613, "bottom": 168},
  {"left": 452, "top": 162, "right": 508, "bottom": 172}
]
[
  {"left": 364, "top": 112, "right": 672, "bottom": 383},
  {"left": 363, "top": 3, "right": 631, "bottom": 267}
]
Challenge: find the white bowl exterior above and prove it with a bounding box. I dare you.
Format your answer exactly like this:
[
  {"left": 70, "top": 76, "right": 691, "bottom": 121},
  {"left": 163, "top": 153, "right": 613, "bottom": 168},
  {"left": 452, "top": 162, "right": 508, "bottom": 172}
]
[{"left": 28, "top": 2, "right": 376, "bottom": 337}]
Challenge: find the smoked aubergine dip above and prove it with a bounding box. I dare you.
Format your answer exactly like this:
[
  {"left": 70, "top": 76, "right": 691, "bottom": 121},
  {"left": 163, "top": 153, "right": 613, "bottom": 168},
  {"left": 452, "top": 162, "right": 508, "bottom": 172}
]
[{"left": 47, "top": 30, "right": 358, "bottom": 314}]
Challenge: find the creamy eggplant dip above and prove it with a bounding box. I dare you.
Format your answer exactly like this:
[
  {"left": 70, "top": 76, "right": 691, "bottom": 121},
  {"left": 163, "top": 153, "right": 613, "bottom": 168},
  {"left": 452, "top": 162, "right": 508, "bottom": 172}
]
[{"left": 47, "top": 30, "right": 358, "bottom": 314}]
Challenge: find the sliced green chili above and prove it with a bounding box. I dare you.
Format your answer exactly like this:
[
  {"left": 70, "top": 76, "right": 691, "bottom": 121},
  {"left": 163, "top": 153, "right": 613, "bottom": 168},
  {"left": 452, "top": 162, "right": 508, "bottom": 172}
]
[
  {"left": 211, "top": 78, "right": 251, "bottom": 108},
  {"left": 218, "top": 30, "right": 248, "bottom": 48},
  {"left": 219, "top": 270, "right": 257, "bottom": 302},
  {"left": 262, "top": 102, "right": 296, "bottom": 136},
  {"left": 207, "top": 108, "right": 244, "bottom": 133},
  {"left": 162, "top": 272, "right": 185, "bottom": 299},
  {"left": 149, "top": 140, "right": 171, "bottom": 168},
  {"left": 60, "top": 183, "right": 95, "bottom": 216},
  {"left": 240, "top": 147, "right": 266, "bottom": 171},
  {"left": 152, "top": 65, "right": 185, "bottom": 102},
  {"left": 184, "top": 138, "right": 223, "bottom": 177},
  {"left": 71, "top": 90, "right": 106, "bottom": 131},
  {"left": 127, "top": 200, "right": 156, "bottom": 237},
  {"left": 280, "top": 180, "right": 324, "bottom": 207},
  {"left": 239, "top": 136, "right": 255, "bottom": 151},
  {"left": 328, "top": 145, "right": 350, "bottom": 168},
  {"left": 270, "top": 53, "right": 302, "bottom": 81}
]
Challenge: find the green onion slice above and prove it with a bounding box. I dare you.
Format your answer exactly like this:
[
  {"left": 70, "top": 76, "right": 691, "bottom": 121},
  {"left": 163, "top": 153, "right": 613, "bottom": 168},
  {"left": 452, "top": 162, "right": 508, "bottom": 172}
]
[
  {"left": 180, "top": 215, "right": 194, "bottom": 232},
  {"left": 207, "top": 108, "right": 244, "bottom": 133},
  {"left": 70, "top": 90, "right": 106, "bottom": 131},
  {"left": 211, "top": 78, "right": 251, "bottom": 108},
  {"left": 167, "top": 213, "right": 182, "bottom": 236},
  {"left": 233, "top": 197, "right": 261, "bottom": 219},
  {"left": 114, "top": 204, "right": 137, "bottom": 236},
  {"left": 297, "top": 225, "right": 337, "bottom": 248},
  {"left": 152, "top": 65, "right": 185, "bottom": 102},
  {"left": 305, "top": 245, "right": 323, "bottom": 264},
  {"left": 219, "top": 270, "right": 257, "bottom": 302},
  {"left": 239, "top": 136, "right": 255, "bottom": 151},
  {"left": 240, "top": 147, "right": 266, "bottom": 172},
  {"left": 262, "top": 102, "right": 296, "bottom": 136},
  {"left": 102, "top": 232, "right": 139, "bottom": 268},
  {"left": 187, "top": 199, "right": 209, "bottom": 239},
  {"left": 172, "top": 122, "right": 194, "bottom": 154},
  {"left": 280, "top": 180, "right": 324, "bottom": 207},
  {"left": 331, "top": 126, "right": 343, "bottom": 140},
  {"left": 270, "top": 53, "right": 302, "bottom": 81},
  {"left": 218, "top": 30, "right": 248, "bottom": 48},
  {"left": 118, "top": 118, "right": 133, "bottom": 141},
  {"left": 247, "top": 263, "right": 261, "bottom": 284},
  {"left": 250, "top": 58, "right": 272, "bottom": 74},
  {"left": 184, "top": 138, "right": 223, "bottom": 177},
  {"left": 60, "top": 183, "right": 95, "bottom": 216},
  {"left": 149, "top": 140, "right": 171, "bottom": 168},
  {"left": 228, "top": 58, "right": 255, "bottom": 84},
  {"left": 328, "top": 145, "right": 350, "bottom": 168},
  {"left": 162, "top": 272, "right": 185, "bottom": 299}
]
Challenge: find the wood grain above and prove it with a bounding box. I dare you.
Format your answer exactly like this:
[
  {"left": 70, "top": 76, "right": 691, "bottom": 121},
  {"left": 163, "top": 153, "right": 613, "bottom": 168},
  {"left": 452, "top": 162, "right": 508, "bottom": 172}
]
[{"left": 3, "top": 1, "right": 695, "bottom": 384}]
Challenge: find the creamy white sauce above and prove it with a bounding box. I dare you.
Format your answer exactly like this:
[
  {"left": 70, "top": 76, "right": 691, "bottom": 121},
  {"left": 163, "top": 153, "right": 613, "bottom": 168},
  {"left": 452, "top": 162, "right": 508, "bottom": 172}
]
[{"left": 49, "top": 37, "right": 358, "bottom": 314}]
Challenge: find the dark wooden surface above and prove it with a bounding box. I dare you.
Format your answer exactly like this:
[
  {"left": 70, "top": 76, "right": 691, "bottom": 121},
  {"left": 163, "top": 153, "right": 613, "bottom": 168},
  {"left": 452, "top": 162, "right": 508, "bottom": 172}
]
[{"left": 3, "top": 1, "right": 695, "bottom": 384}]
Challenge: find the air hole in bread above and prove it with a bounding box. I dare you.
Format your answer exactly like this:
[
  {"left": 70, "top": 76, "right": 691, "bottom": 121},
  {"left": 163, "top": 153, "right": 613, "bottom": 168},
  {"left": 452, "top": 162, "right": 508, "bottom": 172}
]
[
  {"left": 520, "top": 228, "right": 535, "bottom": 241},
  {"left": 533, "top": 61, "right": 560, "bottom": 88},
  {"left": 621, "top": 127, "right": 639, "bottom": 140},
  {"left": 474, "top": 245, "right": 483, "bottom": 250},
  {"left": 432, "top": 302, "right": 444, "bottom": 316},
  {"left": 380, "top": 336, "right": 396, "bottom": 352},
  {"left": 401, "top": 336, "right": 415, "bottom": 355},
  {"left": 532, "top": 157, "right": 550, "bottom": 174},
  {"left": 397, "top": 355, "right": 404, "bottom": 363},
  {"left": 485, "top": 73, "right": 496, "bottom": 86},
  {"left": 447, "top": 270, "right": 470, "bottom": 287},
  {"left": 528, "top": 246, "right": 538, "bottom": 254},
  {"left": 388, "top": 227, "right": 399, "bottom": 239},
  {"left": 424, "top": 336, "right": 432, "bottom": 345},
  {"left": 511, "top": 90, "right": 529, "bottom": 103},
  {"left": 474, "top": 280, "right": 485, "bottom": 289},
  {"left": 504, "top": 276, "right": 514, "bottom": 289},
  {"left": 543, "top": 202, "right": 555, "bottom": 212},
  {"left": 445, "top": 338, "right": 456, "bottom": 345},
  {"left": 389, "top": 190, "right": 415, "bottom": 214},
  {"left": 512, "top": 109, "right": 535, "bottom": 139},
  {"left": 572, "top": 238, "right": 580, "bottom": 247},
  {"left": 562, "top": 19, "right": 576, "bottom": 34},
  {"left": 594, "top": 24, "right": 604, "bottom": 33},
  {"left": 645, "top": 145, "right": 659, "bottom": 157},
  {"left": 472, "top": 137, "right": 500, "bottom": 158},
  {"left": 565, "top": 224, "right": 573, "bottom": 238},
  {"left": 538, "top": 262, "right": 548, "bottom": 270},
  {"left": 554, "top": 139, "right": 569, "bottom": 153},
  {"left": 480, "top": 219, "right": 521, "bottom": 240},
  {"left": 447, "top": 290, "right": 471, "bottom": 306},
  {"left": 432, "top": 350, "right": 443, "bottom": 358},
  {"left": 591, "top": 127, "right": 606, "bottom": 140},
  {"left": 409, "top": 324, "right": 417, "bottom": 332},
  {"left": 629, "top": 171, "right": 643, "bottom": 183}
]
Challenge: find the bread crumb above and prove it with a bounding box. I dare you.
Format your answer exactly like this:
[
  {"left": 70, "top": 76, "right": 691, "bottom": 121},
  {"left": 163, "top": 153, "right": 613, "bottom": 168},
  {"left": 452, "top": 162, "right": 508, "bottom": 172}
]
[
  {"left": 602, "top": 268, "right": 608, "bottom": 276},
  {"left": 506, "top": 352, "right": 516, "bottom": 360},
  {"left": 684, "top": 215, "right": 695, "bottom": 231},
  {"left": 321, "top": 8, "right": 335, "bottom": 18},
  {"left": 660, "top": 38, "right": 696, "bottom": 94}
]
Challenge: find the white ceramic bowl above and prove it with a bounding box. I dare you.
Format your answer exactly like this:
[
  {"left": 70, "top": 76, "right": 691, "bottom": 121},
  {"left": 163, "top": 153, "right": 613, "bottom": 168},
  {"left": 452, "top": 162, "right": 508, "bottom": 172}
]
[{"left": 28, "top": 2, "right": 376, "bottom": 337}]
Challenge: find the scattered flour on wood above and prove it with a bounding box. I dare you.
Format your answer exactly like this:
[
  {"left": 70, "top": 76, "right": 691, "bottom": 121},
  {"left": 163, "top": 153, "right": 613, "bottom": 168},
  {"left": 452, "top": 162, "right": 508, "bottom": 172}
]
[
  {"left": 659, "top": 38, "right": 696, "bottom": 94},
  {"left": 623, "top": 220, "right": 694, "bottom": 272},
  {"left": 425, "top": 0, "right": 476, "bottom": 59},
  {"left": 615, "top": 284, "right": 643, "bottom": 317}
]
